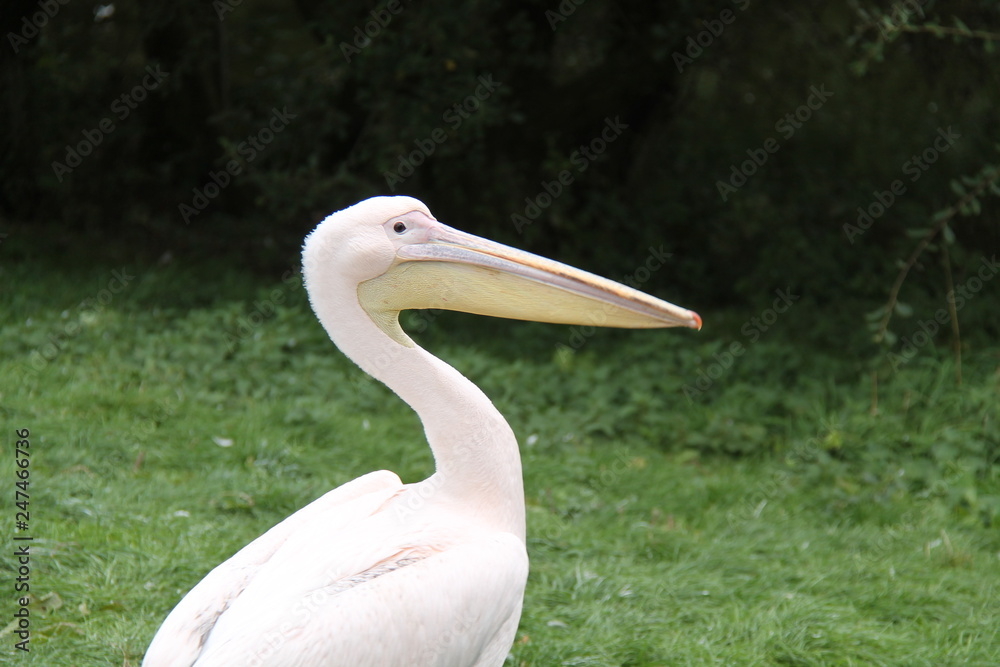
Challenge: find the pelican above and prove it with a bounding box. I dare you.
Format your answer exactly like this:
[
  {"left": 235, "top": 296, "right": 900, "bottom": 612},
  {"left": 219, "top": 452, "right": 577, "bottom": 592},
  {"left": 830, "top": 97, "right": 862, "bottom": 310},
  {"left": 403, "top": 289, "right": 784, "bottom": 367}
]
[{"left": 143, "top": 196, "right": 701, "bottom": 666}]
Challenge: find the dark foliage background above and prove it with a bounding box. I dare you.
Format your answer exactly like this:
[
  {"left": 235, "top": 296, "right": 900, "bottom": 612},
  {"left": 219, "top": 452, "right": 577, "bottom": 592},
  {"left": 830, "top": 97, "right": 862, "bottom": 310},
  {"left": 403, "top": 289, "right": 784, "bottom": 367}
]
[{"left": 1, "top": 0, "right": 998, "bottom": 346}]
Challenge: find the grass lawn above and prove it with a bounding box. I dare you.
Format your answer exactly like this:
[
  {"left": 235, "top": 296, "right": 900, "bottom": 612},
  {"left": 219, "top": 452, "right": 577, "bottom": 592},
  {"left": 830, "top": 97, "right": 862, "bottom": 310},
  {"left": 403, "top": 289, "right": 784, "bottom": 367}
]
[{"left": 1, "top": 257, "right": 997, "bottom": 666}]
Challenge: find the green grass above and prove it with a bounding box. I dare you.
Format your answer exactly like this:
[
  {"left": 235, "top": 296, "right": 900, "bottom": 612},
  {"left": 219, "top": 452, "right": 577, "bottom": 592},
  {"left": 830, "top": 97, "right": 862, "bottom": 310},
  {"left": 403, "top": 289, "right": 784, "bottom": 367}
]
[{"left": 1, "top": 259, "right": 998, "bottom": 666}]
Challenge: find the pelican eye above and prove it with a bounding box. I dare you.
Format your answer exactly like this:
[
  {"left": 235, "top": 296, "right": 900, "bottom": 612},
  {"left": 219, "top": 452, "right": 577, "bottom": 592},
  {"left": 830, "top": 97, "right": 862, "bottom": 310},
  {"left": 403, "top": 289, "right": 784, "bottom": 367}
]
[{"left": 393, "top": 222, "right": 407, "bottom": 234}]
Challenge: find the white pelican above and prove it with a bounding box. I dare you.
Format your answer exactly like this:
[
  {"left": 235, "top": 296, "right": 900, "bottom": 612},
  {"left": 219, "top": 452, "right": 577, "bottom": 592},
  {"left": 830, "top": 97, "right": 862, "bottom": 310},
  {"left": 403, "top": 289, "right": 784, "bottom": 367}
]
[{"left": 143, "top": 196, "right": 701, "bottom": 666}]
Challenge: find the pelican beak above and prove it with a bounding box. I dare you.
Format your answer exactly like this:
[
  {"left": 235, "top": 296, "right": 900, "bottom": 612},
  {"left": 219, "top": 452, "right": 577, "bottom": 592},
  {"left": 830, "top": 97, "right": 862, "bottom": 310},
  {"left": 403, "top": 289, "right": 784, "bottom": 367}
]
[{"left": 359, "top": 222, "right": 701, "bottom": 345}]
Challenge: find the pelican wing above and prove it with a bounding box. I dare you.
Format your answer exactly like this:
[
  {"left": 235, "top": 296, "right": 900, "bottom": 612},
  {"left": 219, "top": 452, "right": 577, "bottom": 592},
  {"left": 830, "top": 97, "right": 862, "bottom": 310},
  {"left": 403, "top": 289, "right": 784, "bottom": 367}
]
[
  {"left": 143, "top": 470, "right": 404, "bottom": 667},
  {"left": 194, "top": 531, "right": 528, "bottom": 667}
]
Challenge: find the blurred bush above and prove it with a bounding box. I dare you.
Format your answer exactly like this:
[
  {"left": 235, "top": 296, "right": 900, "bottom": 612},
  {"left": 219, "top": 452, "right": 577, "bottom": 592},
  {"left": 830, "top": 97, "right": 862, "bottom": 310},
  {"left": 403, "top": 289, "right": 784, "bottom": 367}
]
[{"left": 1, "top": 0, "right": 997, "bottom": 329}]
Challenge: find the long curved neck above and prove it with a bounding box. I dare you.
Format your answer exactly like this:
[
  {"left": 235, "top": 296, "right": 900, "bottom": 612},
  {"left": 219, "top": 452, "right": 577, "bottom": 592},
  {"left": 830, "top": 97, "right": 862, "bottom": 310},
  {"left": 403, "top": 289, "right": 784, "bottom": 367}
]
[{"left": 308, "top": 278, "right": 525, "bottom": 540}]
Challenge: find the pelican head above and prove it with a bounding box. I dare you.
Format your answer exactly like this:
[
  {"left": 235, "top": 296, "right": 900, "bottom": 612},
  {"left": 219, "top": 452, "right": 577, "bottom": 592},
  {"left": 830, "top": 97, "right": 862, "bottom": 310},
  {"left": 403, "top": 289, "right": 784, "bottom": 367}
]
[{"left": 303, "top": 196, "right": 701, "bottom": 348}]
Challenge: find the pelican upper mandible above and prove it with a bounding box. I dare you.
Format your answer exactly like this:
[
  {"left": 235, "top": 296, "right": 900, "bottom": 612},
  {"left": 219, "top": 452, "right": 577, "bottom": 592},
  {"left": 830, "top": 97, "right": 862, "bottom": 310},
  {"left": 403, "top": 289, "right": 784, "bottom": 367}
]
[{"left": 143, "top": 196, "right": 701, "bottom": 667}]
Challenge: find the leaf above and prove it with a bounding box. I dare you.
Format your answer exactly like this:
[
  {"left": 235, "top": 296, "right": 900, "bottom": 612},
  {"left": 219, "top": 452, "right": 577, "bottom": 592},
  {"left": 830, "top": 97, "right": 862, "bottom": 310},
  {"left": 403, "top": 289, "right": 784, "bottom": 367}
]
[
  {"left": 37, "top": 591, "right": 64, "bottom": 615},
  {"left": 950, "top": 180, "right": 966, "bottom": 196},
  {"left": 970, "top": 198, "right": 981, "bottom": 215},
  {"left": 906, "top": 227, "right": 929, "bottom": 238},
  {"left": 894, "top": 301, "right": 914, "bottom": 317},
  {"left": 943, "top": 224, "right": 956, "bottom": 245},
  {"left": 865, "top": 306, "right": 887, "bottom": 322}
]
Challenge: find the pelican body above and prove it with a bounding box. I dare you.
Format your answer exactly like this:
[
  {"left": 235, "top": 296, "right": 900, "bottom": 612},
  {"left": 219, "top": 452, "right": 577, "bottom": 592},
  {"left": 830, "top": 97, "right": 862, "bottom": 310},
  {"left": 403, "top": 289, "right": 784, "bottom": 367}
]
[{"left": 143, "top": 197, "right": 700, "bottom": 666}]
